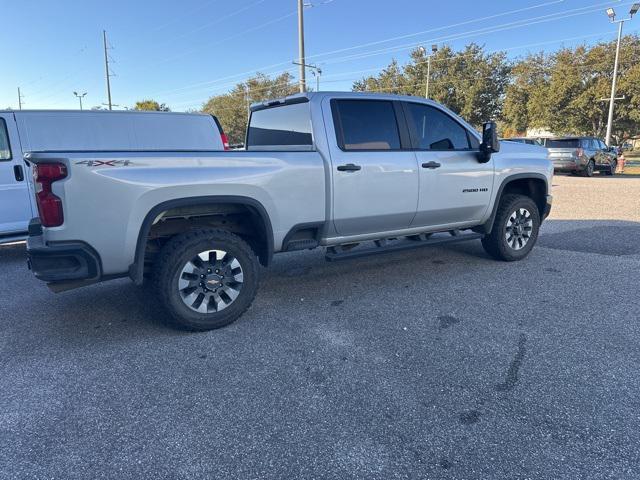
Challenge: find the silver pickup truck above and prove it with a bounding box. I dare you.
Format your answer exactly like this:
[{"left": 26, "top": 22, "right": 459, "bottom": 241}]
[{"left": 26, "top": 92, "right": 553, "bottom": 330}]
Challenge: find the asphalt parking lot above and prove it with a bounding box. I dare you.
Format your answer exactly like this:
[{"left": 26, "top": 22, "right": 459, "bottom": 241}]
[{"left": 1, "top": 174, "right": 640, "bottom": 480}]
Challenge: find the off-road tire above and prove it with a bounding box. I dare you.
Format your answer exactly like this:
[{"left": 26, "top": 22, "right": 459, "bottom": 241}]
[
  {"left": 154, "top": 228, "right": 259, "bottom": 331},
  {"left": 481, "top": 194, "right": 540, "bottom": 262}
]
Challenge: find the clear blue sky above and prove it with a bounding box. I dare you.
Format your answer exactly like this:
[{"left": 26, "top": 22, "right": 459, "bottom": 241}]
[{"left": 2, "top": 0, "right": 638, "bottom": 111}]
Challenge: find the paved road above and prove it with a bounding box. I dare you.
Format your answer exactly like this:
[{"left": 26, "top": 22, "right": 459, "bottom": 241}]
[{"left": 1, "top": 175, "right": 639, "bottom": 479}]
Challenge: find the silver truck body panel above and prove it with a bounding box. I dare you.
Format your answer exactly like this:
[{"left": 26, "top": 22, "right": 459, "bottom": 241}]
[{"left": 28, "top": 150, "right": 325, "bottom": 275}]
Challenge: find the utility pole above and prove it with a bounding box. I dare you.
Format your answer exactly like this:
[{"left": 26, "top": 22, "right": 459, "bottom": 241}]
[
  {"left": 17, "top": 87, "right": 24, "bottom": 110},
  {"left": 297, "top": 0, "right": 307, "bottom": 93},
  {"left": 103, "top": 30, "right": 113, "bottom": 110},
  {"left": 604, "top": 4, "right": 639, "bottom": 146}
]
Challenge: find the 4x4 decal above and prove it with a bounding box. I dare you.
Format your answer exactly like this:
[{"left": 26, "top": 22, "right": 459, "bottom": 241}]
[{"left": 75, "top": 160, "right": 132, "bottom": 167}]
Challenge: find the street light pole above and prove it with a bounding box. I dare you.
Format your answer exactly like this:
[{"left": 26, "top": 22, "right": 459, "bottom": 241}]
[
  {"left": 604, "top": 4, "right": 639, "bottom": 146},
  {"left": 426, "top": 55, "right": 431, "bottom": 99},
  {"left": 73, "top": 92, "right": 87, "bottom": 111},
  {"left": 419, "top": 44, "right": 438, "bottom": 99},
  {"left": 605, "top": 20, "right": 623, "bottom": 146}
]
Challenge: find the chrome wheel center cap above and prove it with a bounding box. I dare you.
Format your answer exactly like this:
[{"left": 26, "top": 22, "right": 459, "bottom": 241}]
[{"left": 206, "top": 275, "right": 222, "bottom": 288}]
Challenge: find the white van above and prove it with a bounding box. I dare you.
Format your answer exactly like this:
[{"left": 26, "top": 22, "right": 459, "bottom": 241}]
[{"left": 0, "top": 110, "right": 229, "bottom": 244}]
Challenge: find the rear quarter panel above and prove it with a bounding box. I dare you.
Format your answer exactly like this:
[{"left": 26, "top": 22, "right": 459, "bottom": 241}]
[{"left": 29, "top": 151, "right": 325, "bottom": 275}]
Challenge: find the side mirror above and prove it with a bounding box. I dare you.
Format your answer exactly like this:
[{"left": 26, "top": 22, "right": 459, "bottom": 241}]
[{"left": 478, "top": 121, "right": 499, "bottom": 163}]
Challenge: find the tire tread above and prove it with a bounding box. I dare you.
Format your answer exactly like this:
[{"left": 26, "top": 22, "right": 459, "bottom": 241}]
[
  {"left": 481, "top": 194, "right": 540, "bottom": 262},
  {"left": 153, "top": 228, "right": 259, "bottom": 331}
]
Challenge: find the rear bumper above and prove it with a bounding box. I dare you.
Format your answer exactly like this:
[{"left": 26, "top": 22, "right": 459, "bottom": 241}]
[
  {"left": 552, "top": 159, "right": 582, "bottom": 172},
  {"left": 26, "top": 219, "right": 101, "bottom": 283}
]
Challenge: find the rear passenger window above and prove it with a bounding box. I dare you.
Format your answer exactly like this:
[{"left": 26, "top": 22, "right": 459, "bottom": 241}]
[
  {"left": 0, "top": 119, "right": 12, "bottom": 160},
  {"left": 405, "top": 103, "right": 471, "bottom": 150},
  {"left": 334, "top": 100, "right": 401, "bottom": 150},
  {"left": 246, "top": 102, "right": 313, "bottom": 150}
]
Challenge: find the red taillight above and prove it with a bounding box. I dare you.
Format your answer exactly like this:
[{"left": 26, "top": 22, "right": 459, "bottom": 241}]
[
  {"left": 33, "top": 163, "right": 67, "bottom": 227},
  {"left": 220, "top": 132, "right": 230, "bottom": 151},
  {"left": 575, "top": 148, "right": 584, "bottom": 158}
]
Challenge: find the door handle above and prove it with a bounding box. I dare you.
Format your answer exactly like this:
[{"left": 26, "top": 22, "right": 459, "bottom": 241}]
[
  {"left": 13, "top": 165, "right": 24, "bottom": 182},
  {"left": 337, "top": 163, "right": 362, "bottom": 172},
  {"left": 421, "top": 161, "right": 441, "bottom": 169}
]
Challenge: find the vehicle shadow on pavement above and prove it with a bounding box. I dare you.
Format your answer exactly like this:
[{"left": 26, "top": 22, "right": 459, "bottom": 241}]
[
  {"left": 539, "top": 219, "right": 640, "bottom": 256},
  {"left": 2, "top": 218, "right": 639, "bottom": 338},
  {"left": 0, "top": 242, "right": 175, "bottom": 343},
  {"left": 0, "top": 241, "right": 26, "bottom": 260}
]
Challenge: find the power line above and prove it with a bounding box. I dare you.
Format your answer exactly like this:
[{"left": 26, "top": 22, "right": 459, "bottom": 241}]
[
  {"left": 150, "top": 0, "right": 576, "bottom": 97},
  {"left": 144, "top": 0, "right": 222, "bottom": 36},
  {"left": 316, "top": 0, "right": 633, "bottom": 67},
  {"left": 323, "top": 29, "right": 640, "bottom": 82},
  {"left": 159, "top": 1, "right": 627, "bottom": 103},
  {"left": 157, "top": 0, "right": 268, "bottom": 49},
  {"left": 20, "top": 46, "right": 89, "bottom": 94},
  {"left": 168, "top": 28, "right": 640, "bottom": 110},
  {"left": 150, "top": 10, "right": 297, "bottom": 70},
  {"left": 305, "top": 0, "right": 566, "bottom": 63}
]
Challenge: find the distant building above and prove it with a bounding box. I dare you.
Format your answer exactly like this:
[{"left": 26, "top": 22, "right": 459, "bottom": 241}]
[{"left": 526, "top": 127, "right": 556, "bottom": 138}]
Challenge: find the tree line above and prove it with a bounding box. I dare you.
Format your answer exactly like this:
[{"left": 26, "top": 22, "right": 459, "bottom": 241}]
[{"left": 137, "top": 35, "right": 640, "bottom": 144}]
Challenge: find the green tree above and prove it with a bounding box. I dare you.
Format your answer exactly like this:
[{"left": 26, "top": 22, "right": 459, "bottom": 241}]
[
  {"left": 201, "top": 72, "right": 298, "bottom": 145},
  {"left": 502, "top": 53, "right": 550, "bottom": 136},
  {"left": 354, "top": 44, "right": 510, "bottom": 128},
  {"left": 134, "top": 99, "right": 171, "bottom": 111},
  {"left": 352, "top": 60, "right": 407, "bottom": 94},
  {"left": 502, "top": 35, "right": 640, "bottom": 141}
]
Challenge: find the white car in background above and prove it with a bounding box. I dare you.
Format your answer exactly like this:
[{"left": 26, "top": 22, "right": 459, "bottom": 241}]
[{"left": 0, "top": 110, "right": 229, "bottom": 244}]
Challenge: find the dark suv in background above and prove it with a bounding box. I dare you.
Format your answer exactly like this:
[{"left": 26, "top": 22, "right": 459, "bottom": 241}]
[
  {"left": 503, "top": 137, "right": 542, "bottom": 146},
  {"left": 543, "top": 137, "right": 617, "bottom": 177}
]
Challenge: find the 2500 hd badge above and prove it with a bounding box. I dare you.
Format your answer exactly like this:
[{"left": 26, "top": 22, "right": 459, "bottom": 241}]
[{"left": 462, "top": 187, "right": 489, "bottom": 193}]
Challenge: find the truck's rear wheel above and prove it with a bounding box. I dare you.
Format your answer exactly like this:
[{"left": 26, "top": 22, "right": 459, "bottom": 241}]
[
  {"left": 481, "top": 194, "right": 540, "bottom": 261},
  {"left": 154, "top": 229, "right": 259, "bottom": 331}
]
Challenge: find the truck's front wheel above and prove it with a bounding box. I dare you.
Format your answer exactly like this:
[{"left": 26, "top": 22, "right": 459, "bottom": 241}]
[
  {"left": 154, "top": 229, "right": 259, "bottom": 330},
  {"left": 481, "top": 194, "right": 540, "bottom": 261}
]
